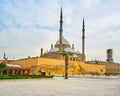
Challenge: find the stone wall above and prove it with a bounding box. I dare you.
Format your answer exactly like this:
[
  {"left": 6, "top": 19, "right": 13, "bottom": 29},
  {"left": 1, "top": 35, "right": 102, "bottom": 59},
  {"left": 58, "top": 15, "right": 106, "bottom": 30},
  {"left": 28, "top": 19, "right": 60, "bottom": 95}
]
[
  {"left": 9, "top": 57, "right": 39, "bottom": 68},
  {"left": 78, "top": 62, "right": 106, "bottom": 75},
  {"left": 0, "top": 59, "right": 2, "bottom": 63},
  {"left": 105, "top": 63, "right": 120, "bottom": 75},
  {"left": 8, "top": 57, "right": 120, "bottom": 75}
]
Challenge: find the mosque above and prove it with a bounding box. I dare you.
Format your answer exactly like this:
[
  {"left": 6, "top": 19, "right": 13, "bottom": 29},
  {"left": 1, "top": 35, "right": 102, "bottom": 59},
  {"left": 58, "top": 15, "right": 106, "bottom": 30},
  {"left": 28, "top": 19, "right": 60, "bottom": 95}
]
[
  {"left": 41, "top": 8, "right": 84, "bottom": 62},
  {"left": 0, "top": 8, "right": 120, "bottom": 75}
]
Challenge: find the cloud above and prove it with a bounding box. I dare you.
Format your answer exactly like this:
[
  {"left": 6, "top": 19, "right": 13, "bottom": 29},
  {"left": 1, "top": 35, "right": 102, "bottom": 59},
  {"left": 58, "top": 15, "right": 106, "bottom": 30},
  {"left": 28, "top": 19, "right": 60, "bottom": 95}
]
[{"left": 0, "top": 0, "right": 120, "bottom": 62}]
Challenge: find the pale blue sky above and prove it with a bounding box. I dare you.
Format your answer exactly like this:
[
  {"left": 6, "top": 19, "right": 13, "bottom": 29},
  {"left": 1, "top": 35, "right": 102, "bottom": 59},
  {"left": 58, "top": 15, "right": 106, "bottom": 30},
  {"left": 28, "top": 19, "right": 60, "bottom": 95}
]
[{"left": 0, "top": 0, "right": 120, "bottom": 62}]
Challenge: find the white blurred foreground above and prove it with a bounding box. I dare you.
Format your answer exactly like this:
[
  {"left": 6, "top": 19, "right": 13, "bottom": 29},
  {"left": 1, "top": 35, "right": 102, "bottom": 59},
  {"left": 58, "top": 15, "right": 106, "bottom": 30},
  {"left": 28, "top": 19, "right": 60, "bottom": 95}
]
[{"left": 0, "top": 75, "right": 120, "bottom": 96}]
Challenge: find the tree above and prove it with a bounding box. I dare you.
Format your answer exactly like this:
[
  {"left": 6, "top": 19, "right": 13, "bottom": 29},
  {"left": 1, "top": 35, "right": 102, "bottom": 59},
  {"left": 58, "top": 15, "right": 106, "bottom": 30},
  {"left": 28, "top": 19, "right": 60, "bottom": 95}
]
[
  {"left": 0, "top": 62, "right": 6, "bottom": 75},
  {"left": 60, "top": 49, "right": 73, "bottom": 79}
]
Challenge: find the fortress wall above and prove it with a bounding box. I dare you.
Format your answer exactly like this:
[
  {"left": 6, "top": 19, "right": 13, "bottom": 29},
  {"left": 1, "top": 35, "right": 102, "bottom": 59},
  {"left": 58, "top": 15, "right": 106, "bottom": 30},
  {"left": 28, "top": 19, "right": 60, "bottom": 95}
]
[
  {"left": 0, "top": 60, "right": 2, "bottom": 63},
  {"left": 37, "top": 58, "right": 65, "bottom": 75},
  {"left": 106, "top": 63, "right": 120, "bottom": 75},
  {"left": 36, "top": 58, "right": 106, "bottom": 75},
  {"left": 8, "top": 57, "right": 120, "bottom": 75},
  {"left": 38, "top": 58, "right": 64, "bottom": 66},
  {"left": 69, "top": 62, "right": 106, "bottom": 74},
  {"left": 9, "top": 57, "right": 39, "bottom": 68},
  {"left": 79, "top": 62, "right": 106, "bottom": 75}
]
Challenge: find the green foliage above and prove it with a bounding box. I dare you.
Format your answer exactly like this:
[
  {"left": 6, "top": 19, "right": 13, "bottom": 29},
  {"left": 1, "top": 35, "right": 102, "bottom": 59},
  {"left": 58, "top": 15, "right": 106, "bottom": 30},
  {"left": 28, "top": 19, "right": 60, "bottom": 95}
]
[
  {"left": 0, "top": 62, "right": 6, "bottom": 70},
  {"left": 60, "top": 49, "right": 73, "bottom": 57},
  {"left": 0, "top": 62, "right": 6, "bottom": 75},
  {"left": 0, "top": 74, "right": 54, "bottom": 79}
]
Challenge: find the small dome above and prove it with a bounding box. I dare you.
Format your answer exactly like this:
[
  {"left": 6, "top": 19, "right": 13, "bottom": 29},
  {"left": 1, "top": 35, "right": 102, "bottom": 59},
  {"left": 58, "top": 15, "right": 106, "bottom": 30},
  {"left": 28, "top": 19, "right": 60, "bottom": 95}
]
[
  {"left": 64, "top": 48, "right": 75, "bottom": 53},
  {"left": 55, "top": 38, "right": 70, "bottom": 45},
  {"left": 44, "top": 50, "right": 49, "bottom": 54},
  {"left": 72, "top": 54, "right": 78, "bottom": 57},
  {"left": 49, "top": 48, "right": 59, "bottom": 52},
  {"left": 76, "top": 50, "right": 81, "bottom": 54}
]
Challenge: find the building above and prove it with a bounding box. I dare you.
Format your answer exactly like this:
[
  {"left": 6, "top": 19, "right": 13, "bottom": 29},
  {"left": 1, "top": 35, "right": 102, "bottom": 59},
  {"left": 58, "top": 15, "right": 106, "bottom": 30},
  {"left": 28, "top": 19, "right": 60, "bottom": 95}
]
[
  {"left": 41, "top": 8, "right": 84, "bottom": 61},
  {"left": 5, "top": 64, "right": 30, "bottom": 75},
  {"left": 0, "top": 55, "right": 30, "bottom": 75}
]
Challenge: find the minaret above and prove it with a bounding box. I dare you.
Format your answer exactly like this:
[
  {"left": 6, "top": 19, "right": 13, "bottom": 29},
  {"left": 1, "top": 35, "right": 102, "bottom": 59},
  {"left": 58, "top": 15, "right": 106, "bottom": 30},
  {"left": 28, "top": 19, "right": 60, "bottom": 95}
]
[
  {"left": 3, "top": 52, "right": 6, "bottom": 60},
  {"left": 59, "top": 7, "right": 63, "bottom": 52},
  {"left": 82, "top": 18, "right": 85, "bottom": 61}
]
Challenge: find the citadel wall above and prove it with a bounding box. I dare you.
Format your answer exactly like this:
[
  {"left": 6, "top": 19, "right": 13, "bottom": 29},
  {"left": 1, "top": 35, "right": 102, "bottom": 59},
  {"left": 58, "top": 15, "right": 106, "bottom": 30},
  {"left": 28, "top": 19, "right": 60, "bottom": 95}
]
[
  {"left": 105, "top": 63, "right": 120, "bottom": 75},
  {"left": 8, "top": 57, "right": 107, "bottom": 75},
  {"left": 9, "top": 57, "right": 39, "bottom": 68}
]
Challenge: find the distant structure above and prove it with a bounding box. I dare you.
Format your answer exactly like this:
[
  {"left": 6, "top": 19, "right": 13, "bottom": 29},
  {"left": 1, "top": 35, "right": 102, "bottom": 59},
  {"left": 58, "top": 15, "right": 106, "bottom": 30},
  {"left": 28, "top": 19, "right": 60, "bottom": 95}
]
[
  {"left": 2, "top": 52, "right": 8, "bottom": 63},
  {"left": 40, "top": 48, "right": 43, "bottom": 57},
  {"left": 106, "top": 49, "right": 114, "bottom": 63},
  {"left": 41, "top": 7, "right": 84, "bottom": 61},
  {"left": 3, "top": 52, "right": 6, "bottom": 60}
]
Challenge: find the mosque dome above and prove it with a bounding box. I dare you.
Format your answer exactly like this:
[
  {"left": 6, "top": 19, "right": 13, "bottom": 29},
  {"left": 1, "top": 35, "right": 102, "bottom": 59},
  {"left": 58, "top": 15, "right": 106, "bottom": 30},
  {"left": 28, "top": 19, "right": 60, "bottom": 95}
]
[
  {"left": 76, "top": 50, "right": 81, "bottom": 54},
  {"left": 64, "top": 48, "right": 75, "bottom": 53},
  {"left": 72, "top": 54, "right": 78, "bottom": 57},
  {"left": 49, "top": 48, "right": 59, "bottom": 52},
  {"left": 55, "top": 38, "right": 70, "bottom": 46},
  {"left": 44, "top": 50, "right": 49, "bottom": 54}
]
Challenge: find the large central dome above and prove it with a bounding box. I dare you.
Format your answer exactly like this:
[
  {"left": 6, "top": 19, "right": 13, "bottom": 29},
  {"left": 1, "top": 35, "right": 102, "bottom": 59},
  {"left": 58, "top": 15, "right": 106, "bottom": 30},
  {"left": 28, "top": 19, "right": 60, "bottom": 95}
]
[
  {"left": 55, "top": 38, "right": 70, "bottom": 45},
  {"left": 54, "top": 37, "right": 71, "bottom": 49}
]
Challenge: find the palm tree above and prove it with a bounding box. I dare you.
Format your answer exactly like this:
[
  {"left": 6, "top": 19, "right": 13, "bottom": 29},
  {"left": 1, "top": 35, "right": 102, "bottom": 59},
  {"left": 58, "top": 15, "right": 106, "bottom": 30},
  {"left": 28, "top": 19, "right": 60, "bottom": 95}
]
[{"left": 60, "top": 49, "right": 73, "bottom": 79}]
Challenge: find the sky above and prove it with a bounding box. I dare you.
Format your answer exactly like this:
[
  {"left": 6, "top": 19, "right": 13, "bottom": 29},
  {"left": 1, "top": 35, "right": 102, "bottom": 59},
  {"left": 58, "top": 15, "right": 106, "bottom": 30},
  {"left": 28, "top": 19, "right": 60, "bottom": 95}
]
[{"left": 0, "top": 0, "right": 120, "bottom": 63}]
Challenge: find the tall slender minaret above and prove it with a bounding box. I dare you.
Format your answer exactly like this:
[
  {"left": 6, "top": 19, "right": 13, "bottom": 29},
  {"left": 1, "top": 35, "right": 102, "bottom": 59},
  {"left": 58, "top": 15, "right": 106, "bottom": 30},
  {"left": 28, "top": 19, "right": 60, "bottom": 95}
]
[
  {"left": 59, "top": 7, "right": 63, "bottom": 52},
  {"left": 82, "top": 18, "right": 85, "bottom": 61},
  {"left": 3, "top": 52, "right": 6, "bottom": 60}
]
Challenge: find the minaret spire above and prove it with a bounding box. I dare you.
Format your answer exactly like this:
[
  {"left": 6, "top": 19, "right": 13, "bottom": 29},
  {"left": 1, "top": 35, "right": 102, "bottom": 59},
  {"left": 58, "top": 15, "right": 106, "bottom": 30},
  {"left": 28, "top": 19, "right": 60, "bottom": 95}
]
[
  {"left": 3, "top": 52, "right": 6, "bottom": 60},
  {"left": 59, "top": 7, "right": 63, "bottom": 52},
  {"left": 82, "top": 18, "right": 85, "bottom": 61}
]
